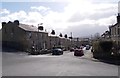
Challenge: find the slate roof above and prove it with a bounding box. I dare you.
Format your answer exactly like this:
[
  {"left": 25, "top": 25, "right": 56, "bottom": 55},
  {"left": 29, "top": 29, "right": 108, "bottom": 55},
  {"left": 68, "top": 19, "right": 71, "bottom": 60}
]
[
  {"left": 109, "top": 23, "right": 118, "bottom": 28},
  {"left": 19, "top": 24, "right": 38, "bottom": 32},
  {"left": 19, "top": 24, "right": 47, "bottom": 33}
]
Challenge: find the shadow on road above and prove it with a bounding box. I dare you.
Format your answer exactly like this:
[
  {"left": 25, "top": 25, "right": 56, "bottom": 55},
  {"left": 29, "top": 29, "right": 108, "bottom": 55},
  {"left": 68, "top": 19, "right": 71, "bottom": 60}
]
[
  {"left": 2, "top": 47, "right": 22, "bottom": 53},
  {"left": 97, "top": 58, "right": 120, "bottom": 65}
]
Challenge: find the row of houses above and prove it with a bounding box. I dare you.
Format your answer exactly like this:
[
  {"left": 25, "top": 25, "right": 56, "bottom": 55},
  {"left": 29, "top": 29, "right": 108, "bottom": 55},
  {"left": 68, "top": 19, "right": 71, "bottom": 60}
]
[
  {"left": 101, "top": 13, "right": 120, "bottom": 46},
  {"left": 2, "top": 20, "right": 79, "bottom": 52},
  {"left": 109, "top": 14, "right": 120, "bottom": 45}
]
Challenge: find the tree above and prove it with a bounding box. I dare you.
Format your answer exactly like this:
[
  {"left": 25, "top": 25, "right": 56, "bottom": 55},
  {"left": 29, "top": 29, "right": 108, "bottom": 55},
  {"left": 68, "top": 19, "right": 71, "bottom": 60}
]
[
  {"left": 59, "top": 33, "right": 63, "bottom": 37},
  {"left": 94, "top": 33, "right": 100, "bottom": 39},
  {"left": 51, "top": 30, "right": 55, "bottom": 35},
  {"left": 64, "top": 34, "right": 67, "bottom": 38}
]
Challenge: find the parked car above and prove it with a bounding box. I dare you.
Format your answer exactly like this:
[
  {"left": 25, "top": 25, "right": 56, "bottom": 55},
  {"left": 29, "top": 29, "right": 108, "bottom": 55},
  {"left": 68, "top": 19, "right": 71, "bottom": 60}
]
[
  {"left": 52, "top": 48, "right": 63, "bottom": 55},
  {"left": 40, "top": 49, "right": 49, "bottom": 54},
  {"left": 74, "top": 48, "right": 84, "bottom": 56},
  {"left": 80, "top": 46, "right": 84, "bottom": 49},
  {"left": 86, "top": 45, "right": 90, "bottom": 50},
  {"left": 28, "top": 46, "right": 40, "bottom": 55},
  {"left": 70, "top": 48, "right": 74, "bottom": 52}
]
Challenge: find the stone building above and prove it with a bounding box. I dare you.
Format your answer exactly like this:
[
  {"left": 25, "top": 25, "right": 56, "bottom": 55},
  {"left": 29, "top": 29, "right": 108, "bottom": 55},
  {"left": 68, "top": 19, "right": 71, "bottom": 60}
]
[
  {"left": 109, "top": 14, "right": 120, "bottom": 45},
  {"left": 2, "top": 20, "right": 74, "bottom": 52},
  {"left": 47, "top": 35, "right": 60, "bottom": 49},
  {"left": 59, "top": 37, "right": 70, "bottom": 50},
  {"left": 2, "top": 20, "right": 48, "bottom": 51},
  {"left": 47, "top": 35, "right": 71, "bottom": 50},
  {"left": 72, "top": 38, "right": 81, "bottom": 48}
]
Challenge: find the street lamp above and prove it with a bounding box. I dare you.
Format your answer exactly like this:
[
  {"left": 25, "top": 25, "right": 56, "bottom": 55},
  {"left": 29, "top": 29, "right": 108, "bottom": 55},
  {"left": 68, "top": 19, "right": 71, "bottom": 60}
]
[{"left": 68, "top": 32, "right": 73, "bottom": 49}]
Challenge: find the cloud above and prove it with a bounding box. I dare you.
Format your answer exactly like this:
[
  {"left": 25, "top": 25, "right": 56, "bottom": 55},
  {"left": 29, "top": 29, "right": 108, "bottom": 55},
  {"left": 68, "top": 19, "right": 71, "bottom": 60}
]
[
  {"left": 68, "top": 3, "right": 117, "bottom": 22},
  {"left": 64, "top": 24, "right": 108, "bottom": 37},
  {"left": 60, "top": 1, "right": 117, "bottom": 37},
  {"left": 0, "top": 10, "right": 43, "bottom": 24},
  {"left": 0, "top": 1, "right": 118, "bottom": 37},
  {"left": 0, "top": 9, "right": 10, "bottom": 15},
  {"left": 1, "top": 11, "right": 27, "bottom": 22}
]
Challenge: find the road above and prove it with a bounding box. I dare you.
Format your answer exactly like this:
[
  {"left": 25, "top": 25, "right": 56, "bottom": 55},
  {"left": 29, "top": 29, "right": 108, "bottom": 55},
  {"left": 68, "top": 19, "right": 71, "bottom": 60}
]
[{"left": 2, "top": 49, "right": 118, "bottom": 76}]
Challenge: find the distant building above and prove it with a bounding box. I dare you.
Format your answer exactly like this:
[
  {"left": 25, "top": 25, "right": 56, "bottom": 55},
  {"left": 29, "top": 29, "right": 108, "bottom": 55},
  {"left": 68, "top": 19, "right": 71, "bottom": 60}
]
[
  {"left": 72, "top": 38, "right": 81, "bottom": 47},
  {"left": 79, "top": 38, "right": 90, "bottom": 46},
  {"left": 72, "top": 37, "right": 91, "bottom": 47},
  {"left": 59, "top": 37, "right": 70, "bottom": 50},
  {"left": 2, "top": 20, "right": 48, "bottom": 51},
  {"left": 47, "top": 36, "right": 70, "bottom": 50}
]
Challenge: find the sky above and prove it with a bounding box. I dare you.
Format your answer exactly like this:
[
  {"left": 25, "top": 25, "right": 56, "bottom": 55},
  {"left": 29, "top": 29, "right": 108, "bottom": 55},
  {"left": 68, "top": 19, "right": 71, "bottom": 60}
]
[{"left": 0, "top": 0, "right": 119, "bottom": 37}]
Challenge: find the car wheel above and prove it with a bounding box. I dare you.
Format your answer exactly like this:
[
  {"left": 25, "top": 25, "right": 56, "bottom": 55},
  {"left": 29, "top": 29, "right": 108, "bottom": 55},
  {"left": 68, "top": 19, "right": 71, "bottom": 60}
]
[{"left": 74, "top": 53, "right": 76, "bottom": 56}]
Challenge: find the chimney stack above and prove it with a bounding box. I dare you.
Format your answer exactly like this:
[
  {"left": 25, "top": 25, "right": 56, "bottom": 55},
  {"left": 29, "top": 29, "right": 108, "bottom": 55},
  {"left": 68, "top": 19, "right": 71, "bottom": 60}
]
[
  {"left": 117, "top": 1, "right": 120, "bottom": 23},
  {"left": 2, "top": 22, "right": 6, "bottom": 27},
  {"left": 14, "top": 20, "right": 19, "bottom": 25}
]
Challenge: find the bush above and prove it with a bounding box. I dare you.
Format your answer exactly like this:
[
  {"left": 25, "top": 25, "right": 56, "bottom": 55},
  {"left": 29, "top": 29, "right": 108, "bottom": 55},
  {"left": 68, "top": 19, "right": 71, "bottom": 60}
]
[
  {"left": 92, "top": 40, "right": 113, "bottom": 59},
  {"left": 99, "top": 41, "right": 113, "bottom": 52},
  {"left": 112, "top": 41, "right": 120, "bottom": 57},
  {"left": 92, "top": 41, "right": 103, "bottom": 59}
]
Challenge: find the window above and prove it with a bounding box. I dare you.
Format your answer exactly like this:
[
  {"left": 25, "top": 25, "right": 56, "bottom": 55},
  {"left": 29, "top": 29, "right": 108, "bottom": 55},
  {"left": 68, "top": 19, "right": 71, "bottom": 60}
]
[
  {"left": 4, "top": 28, "right": 6, "bottom": 33},
  {"left": 10, "top": 32, "right": 13, "bottom": 37},
  {"left": 115, "top": 27, "right": 116, "bottom": 35},
  {"left": 29, "top": 32, "right": 32, "bottom": 38},
  {"left": 12, "top": 28, "right": 14, "bottom": 33},
  {"left": 118, "top": 28, "right": 120, "bottom": 36},
  {"left": 27, "top": 32, "right": 32, "bottom": 39},
  {"left": 10, "top": 27, "right": 14, "bottom": 37},
  {"left": 36, "top": 33, "right": 38, "bottom": 37}
]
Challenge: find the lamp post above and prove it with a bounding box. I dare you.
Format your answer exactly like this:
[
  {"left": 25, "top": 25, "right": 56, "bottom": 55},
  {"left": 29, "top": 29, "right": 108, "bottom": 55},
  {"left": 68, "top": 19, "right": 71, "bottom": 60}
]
[{"left": 70, "top": 32, "right": 72, "bottom": 48}]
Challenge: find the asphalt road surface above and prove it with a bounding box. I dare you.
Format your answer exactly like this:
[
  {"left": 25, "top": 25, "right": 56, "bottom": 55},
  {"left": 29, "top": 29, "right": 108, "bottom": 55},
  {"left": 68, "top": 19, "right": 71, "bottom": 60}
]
[{"left": 2, "top": 50, "right": 118, "bottom": 76}]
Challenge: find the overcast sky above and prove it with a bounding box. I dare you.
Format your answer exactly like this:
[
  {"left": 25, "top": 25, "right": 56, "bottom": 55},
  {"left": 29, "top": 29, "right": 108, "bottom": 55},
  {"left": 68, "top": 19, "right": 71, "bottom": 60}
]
[{"left": 0, "top": 0, "right": 119, "bottom": 37}]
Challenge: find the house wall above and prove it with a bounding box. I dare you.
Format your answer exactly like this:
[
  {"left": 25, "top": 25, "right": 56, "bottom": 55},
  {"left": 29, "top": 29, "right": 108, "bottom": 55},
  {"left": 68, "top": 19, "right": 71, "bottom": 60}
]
[
  {"left": 47, "top": 36, "right": 59, "bottom": 49},
  {"left": 110, "top": 23, "right": 120, "bottom": 46},
  {"left": 2, "top": 21, "right": 49, "bottom": 51},
  {"left": 2, "top": 22, "right": 26, "bottom": 51},
  {"left": 2, "top": 21, "right": 75, "bottom": 51},
  {"left": 46, "top": 36, "right": 71, "bottom": 50},
  {"left": 60, "top": 38, "right": 71, "bottom": 50}
]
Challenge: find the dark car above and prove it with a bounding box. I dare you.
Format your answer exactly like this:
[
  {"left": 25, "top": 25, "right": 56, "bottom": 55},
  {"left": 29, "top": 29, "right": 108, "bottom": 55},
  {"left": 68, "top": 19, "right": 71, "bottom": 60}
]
[
  {"left": 74, "top": 49, "right": 84, "bottom": 56},
  {"left": 29, "top": 46, "right": 40, "bottom": 55},
  {"left": 70, "top": 48, "right": 74, "bottom": 52},
  {"left": 40, "top": 49, "right": 49, "bottom": 54},
  {"left": 52, "top": 48, "right": 63, "bottom": 55},
  {"left": 86, "top": 45, "right": 90, "bottom": 50}
]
